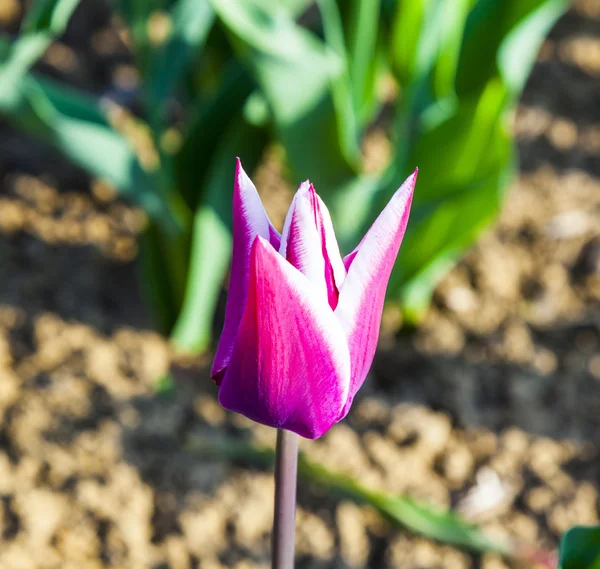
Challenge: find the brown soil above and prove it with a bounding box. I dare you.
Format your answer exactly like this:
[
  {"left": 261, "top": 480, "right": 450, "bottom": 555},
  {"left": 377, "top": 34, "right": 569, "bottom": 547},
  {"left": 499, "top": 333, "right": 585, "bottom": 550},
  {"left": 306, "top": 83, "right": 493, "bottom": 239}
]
[{"left": 0, "top": 1, "right": 599, "bottom": 568}]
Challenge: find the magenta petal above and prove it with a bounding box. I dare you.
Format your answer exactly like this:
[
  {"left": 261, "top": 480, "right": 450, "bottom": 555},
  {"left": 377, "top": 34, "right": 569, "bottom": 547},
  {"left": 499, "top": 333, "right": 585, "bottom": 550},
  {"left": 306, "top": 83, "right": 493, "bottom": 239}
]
[
  {"left": 218, "top": 236, "right": 351, "bottom": 439},
  {"left": 335, "top": 170, "right": 417, "bottom": 418},
  {"left": 314, "top": 192, "right": 346, "bottom": 298},
  {"left": 280, "top": 183, "right": 346, "bottom": 308},
  {"left": 211, "top": 159, "right": 280, "bottom": 384},
  {"left": 342, "top": 249, "right": 359, "bottom": 271},
  {"left": 279, "top": 183, "right": 328, "bottom": 300}
]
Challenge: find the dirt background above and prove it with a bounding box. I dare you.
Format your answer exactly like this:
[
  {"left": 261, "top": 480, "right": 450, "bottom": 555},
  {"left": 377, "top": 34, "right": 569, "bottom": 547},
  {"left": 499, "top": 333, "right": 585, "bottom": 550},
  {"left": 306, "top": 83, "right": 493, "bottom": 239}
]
[{"left": 0, "top": 1, "right": 599, "bottom": 568}]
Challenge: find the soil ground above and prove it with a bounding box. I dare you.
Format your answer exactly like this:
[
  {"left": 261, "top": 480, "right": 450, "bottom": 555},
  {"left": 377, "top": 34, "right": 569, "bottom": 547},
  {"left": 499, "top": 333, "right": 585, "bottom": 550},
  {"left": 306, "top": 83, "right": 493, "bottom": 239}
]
[{"left": 0, "top": 1, "right": 599, "bottom": 568}]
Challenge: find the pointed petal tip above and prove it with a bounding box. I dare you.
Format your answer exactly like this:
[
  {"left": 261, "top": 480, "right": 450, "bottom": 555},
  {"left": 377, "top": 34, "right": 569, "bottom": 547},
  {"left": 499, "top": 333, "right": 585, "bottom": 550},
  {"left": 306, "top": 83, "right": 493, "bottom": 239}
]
[
  {"left": 235, "top": 157, "right": 247, "bottom": 179},
  {"left": 395, "top": 168, "right": 418, "bottom": 202},
  {"left": 295, "top": 180, "right": 313, "bottom": 197},
  {"left": 252, "top": 234, "right": 276, "bottom": 264},
  {"left": 213, "top": 162, "right": 276, "bottom": 381},
  {"left": 406, "top": 167, "right": 418, "bottom": 187},
  {"left": 288, "top": 182, "right": 319, "bottom": 218},
  {"left": 234, "top": 157, "right": 245, "bottom": 177},
  {"left": 254, "top": 233, "right": 270, "bottom": 250}
]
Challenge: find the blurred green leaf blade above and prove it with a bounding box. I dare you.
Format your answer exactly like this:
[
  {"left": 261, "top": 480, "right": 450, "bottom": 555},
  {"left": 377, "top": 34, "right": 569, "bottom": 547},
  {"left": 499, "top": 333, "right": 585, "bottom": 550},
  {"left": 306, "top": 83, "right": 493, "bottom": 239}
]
[
  {"left": 15, "top": 75, "right": 177, "bottom": 227},
  {"left": 432, "top": 0, "right": 471, "bottom": 98},
  {"left": 345, "top": 0, "right": 381, "bottom": 121},
  {"left": 497, "top": 0, "right": 569, "bottom": 95},
  {"left": 559, "top": 527, "right": 600, "bottom": 569},
  {"left": 0, "top": 0, "right": 82, "bottom": 106},
  {"left": 316, "top": 0, "right": 360, "bottom": 168},
  {"left": 381, "top": 79, "right": 513, "bottom": 320},
  {"left": 175, "top": 62, "right": 254, "bottom": 209},
  {"left": 212, "top": 0, "right": 359, "bottom": 196},
  {"left": 187, "top": 435, "right": 511, "bottom": 555},
  {"left": 456, "top": 0, "right": 568, "bottom": 97},
  {"left": 170, "top": 118, "right": 267, "bottom": 354},
  {"left": 145, "top": 0, "right": 215, "bottom": 112},
  {"left": 21, "top": 0, "right": 81, "bottom": 34}
]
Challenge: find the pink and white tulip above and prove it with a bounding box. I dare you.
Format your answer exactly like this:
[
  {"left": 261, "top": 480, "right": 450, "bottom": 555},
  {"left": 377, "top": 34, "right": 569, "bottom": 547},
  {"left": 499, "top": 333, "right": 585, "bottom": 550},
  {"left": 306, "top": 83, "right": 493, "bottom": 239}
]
[{"left": 211, "top": 159, "right": 416, "bottom": 439}]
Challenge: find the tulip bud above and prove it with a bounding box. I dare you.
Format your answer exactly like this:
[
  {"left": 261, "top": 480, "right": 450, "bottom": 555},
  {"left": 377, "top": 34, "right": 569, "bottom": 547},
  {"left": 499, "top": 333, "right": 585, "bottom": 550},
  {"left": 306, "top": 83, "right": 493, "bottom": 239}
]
[{"left": 212, "top": 159, "right": 416, "bottom": 438}]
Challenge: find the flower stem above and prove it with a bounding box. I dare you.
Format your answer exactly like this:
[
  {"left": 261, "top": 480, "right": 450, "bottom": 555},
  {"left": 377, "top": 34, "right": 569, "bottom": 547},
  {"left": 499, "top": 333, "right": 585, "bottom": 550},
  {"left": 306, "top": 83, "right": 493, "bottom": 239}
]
[{"left": 272, "top": 429, "right": 299, "bottom": 569}]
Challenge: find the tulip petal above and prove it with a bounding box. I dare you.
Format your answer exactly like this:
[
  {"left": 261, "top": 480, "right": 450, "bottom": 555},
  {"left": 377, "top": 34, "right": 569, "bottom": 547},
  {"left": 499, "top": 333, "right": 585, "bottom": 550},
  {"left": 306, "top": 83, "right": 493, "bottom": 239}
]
[
  {"left": 211, "top": 159, "right": 280, "bottom": 383},
  {"left": 343, "top": 248, "right": 359, "bottom": 271},
  {"left": 280, "top": 183, "right": 346, "bottom": 308},
  {"left": 314, "top": 192, "right": 346, "bottom": 292},
  {"left": 335, "top": 170, "right": 417, "bottom": 417},
  {"left": 219, "top": 236, "right": 351, "bottom": 439},
  {"left": 279, "top": 183, "right": 328, "bottom": 300}
]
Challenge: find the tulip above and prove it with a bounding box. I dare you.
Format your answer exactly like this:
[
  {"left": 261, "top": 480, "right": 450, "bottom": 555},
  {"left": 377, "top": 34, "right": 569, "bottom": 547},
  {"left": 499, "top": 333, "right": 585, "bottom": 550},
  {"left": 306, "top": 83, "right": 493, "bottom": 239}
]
[{"left": 212, "top": 159, "right": 416, "bottom": 439}]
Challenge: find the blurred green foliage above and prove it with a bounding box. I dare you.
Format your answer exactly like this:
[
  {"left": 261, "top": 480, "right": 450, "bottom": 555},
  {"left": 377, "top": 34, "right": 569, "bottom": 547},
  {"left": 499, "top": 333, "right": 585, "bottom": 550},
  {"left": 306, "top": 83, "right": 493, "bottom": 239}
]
[
  {"left": 559, "top": 527, "right": 600, "bottom": 569},
  {"left": 558, "top": 526, "right": 600, "bottom": 569},
  {"left": 0, "top": 0, "right": 568, "bottom": 351}
]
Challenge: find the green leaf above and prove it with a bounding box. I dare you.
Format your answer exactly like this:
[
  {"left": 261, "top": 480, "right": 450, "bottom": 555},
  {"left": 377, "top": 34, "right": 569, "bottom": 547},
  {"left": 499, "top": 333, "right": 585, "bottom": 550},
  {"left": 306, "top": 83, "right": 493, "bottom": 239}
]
[
  {"left": 316, "top": 0, "right": 360, "bottom": 169},
  {"left": 456, "top": 0, "right": 568, "bottom": 97},
  {"left": 367, "top": 79, "right": 513, "bottom": 320},
  {"left": 497, "top": 0, "right": 569, "bottom": 95},
  {"left": 559, "top": 527, "right": 600, "bottom": 569},
  {"left": 213, "top": 0, "right": 359, "bottom": 197},
  {"left": 397, "top": 112, "right": 513, "bottom": 319},
  {"left": 170, "top": 118, "right": 267, "bottom": 354},
  {"left": 186, "top": 435, "right": 510, "bottom": 555},
  {"left": 396, "top": 166, "right": 511, "bottom": 322},
  {"left": 407, "top": 79, "right": 508, "bottom": 201},
  {"left": 0, "top": 1, "right": 178, "bottom": 226},
  {"left": 432, "top": 0, "right": 471, "bottom": 98},
  {"left": 390, "top": 0, "right": 428, "bottom": 84},
  {"left": 22, "top": 76, "right": 176, "bottom": 225},
  {"left": 175, "top": 62, "right": 255, "bottom": 209},
  {"left": 21, "top": 0, "right": 81, "bottom": 34},
  {"left": 0, "top": 73, "right": 178, "bottom": 229},
  {"left": 212, "top": 0, "right": 332, "bottom": 61},
  {"left": 145, "top": 0, "right": 216, "bottom": 114},
  {"left": 396, "top": 254, "right": 458, "bottom": 324},
  {"left": 278, "top": 0, "right": 314, "bottom": 16},
  {"left": 0, "top": 36, "right": 10, "bottom": 61},
  {"left": 110, "top": 0, "right": 158, "bottom": 51},
  {"left": 379, "top": 0, "right": 566, "bottom": 321},
  {"left": 26, "top": 73, "right": 109, "bottom": 123},
  {"left": 391, "top": 0, "right": 449, "bottom": 85},
  {"left": 344, "top": 0, "right": 382, "bottom": 122},
  {"left": 0, "top": 0, "right": 82, "bottom": 84},
  {"left": 368, "top": 493, "right": 505, "bottom": 553},
  {"left": 300, "top": 456, "right": 508, "bottom": 554},
  {"left": 1, "top": 79, "right": 190, "bottom": 336}
]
